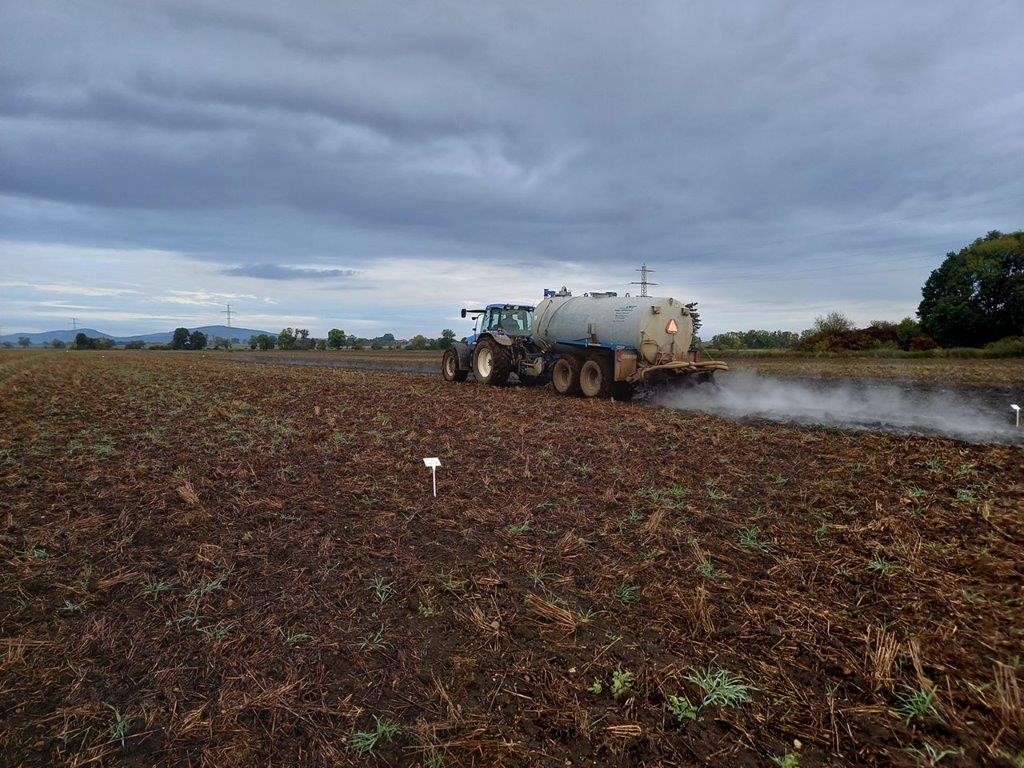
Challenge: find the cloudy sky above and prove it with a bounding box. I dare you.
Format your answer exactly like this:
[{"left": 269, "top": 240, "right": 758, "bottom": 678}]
[{"left": 2, "top": 1, "right": 1022, "bottom": 338}]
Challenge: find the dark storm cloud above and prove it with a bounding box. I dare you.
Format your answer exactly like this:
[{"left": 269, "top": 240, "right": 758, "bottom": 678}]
[
  {"left": 1, "top": 0, "right": 1023, "bottom": 331},
  {"left": 221, "top": 263, "right": 356, "bottom": 280}
]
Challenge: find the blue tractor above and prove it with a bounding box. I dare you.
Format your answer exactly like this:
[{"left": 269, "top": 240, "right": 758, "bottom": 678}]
[{"left": 441, "top": 303, "right": 549, "bottom": 387}]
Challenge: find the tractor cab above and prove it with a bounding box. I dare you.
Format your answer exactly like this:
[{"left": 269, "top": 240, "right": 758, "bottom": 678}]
[{"left": 462, "top": 304, "right": 535, "bottom": 344}]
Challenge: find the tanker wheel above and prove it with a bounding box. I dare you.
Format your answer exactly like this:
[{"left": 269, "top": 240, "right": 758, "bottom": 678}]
[
  {"left": 472, "top": 338, "right": 511, "bottom": 386},
  {"left": 579, "top": 359, "right": 611, "bottom": 398},
  {"left": 552, "top": 356, "right": 581, "bottom": 395},
  {"left": 611, "top": 381, "right": 635, "bottom": 401},
  {"left": 441, "top": 348, "right": 468, "bottom": 382}
]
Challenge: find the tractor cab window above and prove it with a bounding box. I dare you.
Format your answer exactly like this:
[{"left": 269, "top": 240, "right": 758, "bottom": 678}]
[{"left": 487, "top": 307, "right": 533, "bottom": 335}]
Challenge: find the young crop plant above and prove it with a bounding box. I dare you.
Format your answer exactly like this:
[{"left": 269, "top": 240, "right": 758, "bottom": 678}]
[
  {"left": 666, "top": 694, "right": 698, "bottom": 723},
  {"left": 905, "top": 742, "right": 961, "bottom": 766},
  {"left": 528, "top": 569, "right": 555, "bottom": 587},
  {"left": 436, "top": 569, "right": 467, "bottom": 593},
  {"left": 895, "top": 685, "right": 939, "bottom": 722},
  {"left": 738, "top": 526, "right": 770, "bottom": 551},
  {"left": 956, "top": 488, "right": 977, "bottom": 503},
  {"left": 588, "top": 678, "right": 603, "bottom": 694},
  {"left": 705, "top": 481, "right": 726, "bottom": 500},
  {"left": 138, "top": 579, "right": 176, "bottom": 598},
  {"left": 684, "top": 667, "right": 752, "bottom": 708},
  {"left": 417, "top": 601, "right": 442, "bottom": 618},
  {"left": 773, "top": 752, "right": 801, "bottom": 768},
  {"left": 371, "top": 575, "right": 396, "bottom": 605},
  {"left": 279, "top": 628, "right": 312, "bottom": 647},
  {"left": 616, "top": 581, "right": 639, "bottom": 604},
  {"left": 60, "top": 598, "right": 87, "bottom": 613},
  {"left": 349, "top": 715, "right": 401, "bottom": 755},
  {"left": 611, "top": 668, "right": 634, "bottom": 697},
  {"left": 867, "top": 555, "right": 898, "bottom": 576},
  {"left": 105, "top": 704, "right": 133, "bottom": 748},
  {"left": 506, "top": 519, "right": 532, "bottom": 534},
  {"left": 358, "top": 627, "right": 391, "bottom": 652}
]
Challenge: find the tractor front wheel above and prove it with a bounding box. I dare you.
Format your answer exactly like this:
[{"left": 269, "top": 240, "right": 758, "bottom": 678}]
[
  {"left": 472, "top": 339, "right": 511, "bottom": 386},
  {"left": 442, "top": 348, "right": 468, "bottom": 382}
]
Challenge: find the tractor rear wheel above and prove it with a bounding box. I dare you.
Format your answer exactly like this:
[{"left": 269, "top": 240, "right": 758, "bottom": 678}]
[
  {"left": 472, "top": 338, "right": 511, "bottom": 386},
  {"left": 579, "top": 359, "right": 611, "bottom": 398},
  {"left": 552, "top": 356, "right": 581, "bottom": 395},
  {"left": 441, "top": 348, "right": 468, "bottom": 382}
]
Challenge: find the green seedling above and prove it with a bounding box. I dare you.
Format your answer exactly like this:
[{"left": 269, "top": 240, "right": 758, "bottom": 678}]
[
  {"left": 349, "top": 715, "right": 401, "bottom": 755},
  {"left": 666, "top": 694, "right": 698, "bottom": 722},
  {"left": 105, "top": 704, "right": 133, "bottom": 748},
  {"left": 611, "top": 668, "right": 634, "bottom": 697},
  {"left": 371, "top": 575, "right": 396, "bottom": 605},
  {"left": 616, "top": 582, "right": 638, "bottom": 604},
  {"left": 895, "top": 685, "right": 939, "bottom": 722},
  {"left": 684, "top": 666, "right": 751, "bottom": 708}
]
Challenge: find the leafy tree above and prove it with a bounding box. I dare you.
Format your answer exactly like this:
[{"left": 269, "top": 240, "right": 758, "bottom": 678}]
[
  {"left": 250, "top": 333, "right": 276, "bottom": 350},
  {"left": 437, "top": 329, "right": 456, "bottom": 350},
  {"left": 813, "top": 312, "right": 854, "bottom": 335},
  {"left": 919, "top": 230, "right": 1024, "bottom": 347},
  {"left": 314, "top": 338, "right": 327, "bottom": 350},
  {"left": 327, "top": 328, "right": 347, "bottom": 349},
  {"left": 94, "top": 337, "right": 115, "bottom": 350},
  {"left": 1, "top": 341, "right": 11, "bottom": 348},
  {"left": 50, "top": 338, "right": 66, "bottom": 349},
  {"left": 171, "top": 327, "right": 190, "bottom": 350},
  {"left": 187, "top": 330, "right": 208, "bottom": 350},
  {"left": 124, "top": 340, "right": 145, "bottom": 349},
  {"left": 17, "top": 336, "right": 30, "bottom": 348},
  {"left": 408, "top": 334, "right": 429, "bottom": 350},
  {"left": 211, "top": 336, "right": 232, "bottom": 350},
  {"left": 74, "top": 332, "right": 95, "bottom": 350},
  {"left": 278, "top": 328, "right": 297, "bottom": 350}
]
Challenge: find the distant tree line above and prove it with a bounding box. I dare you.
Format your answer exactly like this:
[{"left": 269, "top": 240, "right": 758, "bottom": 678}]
[
  {"left": 707, "top": 330, "right": 801, "bottom": 349},
  {"left": 247, "top": 328, "right": 457, "bottom": 351}
]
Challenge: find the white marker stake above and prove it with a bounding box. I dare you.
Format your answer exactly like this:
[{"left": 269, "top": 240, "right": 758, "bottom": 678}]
[
  {"left": 1012, "top": 404, "right": 1021, "bottom": 428},
  {"left": 423, "top": 457, "right": 441, "bottom": 497}
]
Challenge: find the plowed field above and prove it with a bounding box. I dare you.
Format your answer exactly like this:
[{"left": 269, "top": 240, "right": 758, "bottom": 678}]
[{"left": 2, "top": 351, "right": 1022, "bottom": 767}]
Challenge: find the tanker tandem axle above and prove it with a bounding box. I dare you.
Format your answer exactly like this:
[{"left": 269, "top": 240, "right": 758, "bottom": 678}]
[{"left": 440, "top": 288, "right": 728, "bottom": 399}]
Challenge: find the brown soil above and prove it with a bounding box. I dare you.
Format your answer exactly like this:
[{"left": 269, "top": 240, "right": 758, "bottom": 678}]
[{"left": 1, "top": 351, "right": 1022, "bottom": 766}]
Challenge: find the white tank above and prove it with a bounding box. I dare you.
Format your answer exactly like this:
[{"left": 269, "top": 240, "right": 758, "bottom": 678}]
[{"left": 533, "top": 293, "right": 695, "bottom": 364}]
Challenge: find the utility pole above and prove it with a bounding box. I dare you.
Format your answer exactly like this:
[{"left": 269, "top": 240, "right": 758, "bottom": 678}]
[
  {"left": 72, "top": 318, "right": 78, "bottom": 331},
  {"left": 631, "top": 263, "right": 658, "bottom": 298},
  {"left": 224, "top": 303, "right": 233, "bottom": 328}
]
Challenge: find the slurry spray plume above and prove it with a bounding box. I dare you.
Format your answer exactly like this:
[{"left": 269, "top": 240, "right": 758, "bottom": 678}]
[{"left": 655, "top": 372, "right": 1023, "bottom": 445}]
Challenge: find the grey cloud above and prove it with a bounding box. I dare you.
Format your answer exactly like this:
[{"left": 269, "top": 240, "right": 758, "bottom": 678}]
[
  {"left": 1, "top": 0, "right": 1022, "bottom": 333},
  {"left": 221, "top": 264, "right": 356, "bottom": 280}
]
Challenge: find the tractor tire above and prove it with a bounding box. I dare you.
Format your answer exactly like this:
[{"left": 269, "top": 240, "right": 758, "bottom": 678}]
[
  {"left": 472, "top": 338, "right": 512, "bottom": 386},
  {"left": 611, "top": 381, "right": 635, "bottom": 401},
  {"left": 441, "top": 348, "right": 468, "bottom": 382},
  {"left": 552, "top": 356, "right": 581, "bottom": 395},
  {"left": 579, "top": 359, "right": 611, "bottom": 398}
]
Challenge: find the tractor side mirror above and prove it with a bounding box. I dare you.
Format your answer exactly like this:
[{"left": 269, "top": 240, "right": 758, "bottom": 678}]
[{"left": 460, "top": 309, "right": 467, "bottom": 318}]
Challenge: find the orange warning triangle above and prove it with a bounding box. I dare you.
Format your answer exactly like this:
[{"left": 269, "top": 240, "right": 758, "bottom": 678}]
[{"left": 666, "top": 318, "right": 678, "bottom": 334}]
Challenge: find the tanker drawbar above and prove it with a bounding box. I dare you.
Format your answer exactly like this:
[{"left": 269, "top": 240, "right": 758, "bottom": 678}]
[{"left": 441, "top": 286, "right": 727, "bottom": 399}]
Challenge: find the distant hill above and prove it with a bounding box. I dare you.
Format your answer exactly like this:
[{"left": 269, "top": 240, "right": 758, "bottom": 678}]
[{"left": 1, "top": 325, "right": 274, "bottom": 346}]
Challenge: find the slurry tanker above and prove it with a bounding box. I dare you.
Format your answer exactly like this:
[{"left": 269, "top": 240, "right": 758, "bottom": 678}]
[{"left": 441, "top": 286, "right": 727, "bottom": 399}]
